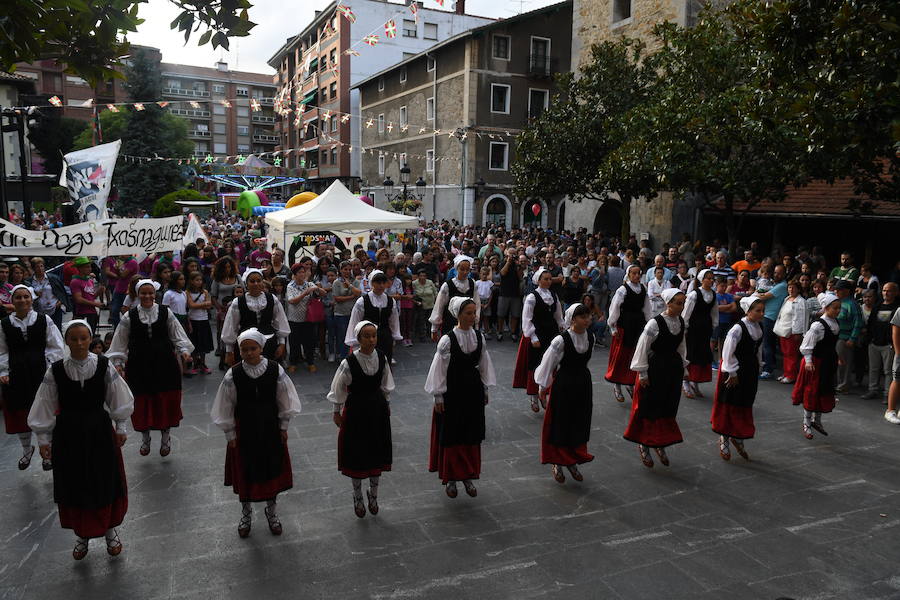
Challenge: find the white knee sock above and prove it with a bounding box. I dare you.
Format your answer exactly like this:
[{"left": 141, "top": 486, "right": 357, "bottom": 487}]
[
  {"left": 615, "top": 384, "right": 623, "bottom": 395},
  {"left": 719, "top": 435, "right": 730, "bottom": 449},
  {"left": 352, "top": 478, "right": 363, "bottom": 496},
  {"left": 813, "top": 412, "right": 822, "bottom": 425},
  {"left": 369, "top": 476, "right": 380, "bottom": 497},
  {"left": 141, "top": 431, "right": 151, "bottom": 444},
  {"left": 803, "top": 410, "right": 813, "bottom": 426},
  {"left": 161, "top": 429, "right": 171, "bottom": 444},
  {"left": 18, "top": 433, "right": 32, "bottom": 449},
  {"left": 265, "top": 499, "right": 277, "bottom": 515}
]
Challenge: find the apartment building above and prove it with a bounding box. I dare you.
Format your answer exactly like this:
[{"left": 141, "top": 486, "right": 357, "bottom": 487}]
[
  {"left": 355, "top": 1, "right": 572, "bottom": 226},
  {"left": 267, "top": 0, "right": 493, "bottom": 193},
  {"left": 160, "top": 61, "right": 277, "bottom": 159}
]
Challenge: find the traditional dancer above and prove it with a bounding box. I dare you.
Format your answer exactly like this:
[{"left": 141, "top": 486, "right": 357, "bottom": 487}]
[
  {"left": 605, "top": 265, "right": 651, "bottom": 402},
  {"left": 0, "top": 285, "right": 64, "bottom": 470},
  {"left": 792, "top": 293, "right": 841, "bottom": 439},
  {"left": 345, "top": 270, "right": 402, "bottom": 363},
  {"left": 28, "top": 320, "right": 134, "bottom": 560},
  {"left": 107, "top": 279, "right": 193, "bottom": 457},
  {"left": 221, "top": 269, "right": 289, "bottom": 365},
  {"left": 430, "top": 255, "right": 480, "bottom": 339},
  {"left": 682, "top": 269, "right": 718, "bottom": 398},
  {"left": 711, "top": 296, "right": 764, "bottom": 461},
  {"left": 212, "top": 328, "right": 301, "bottom": 537},
  {"left": 534, "top": 303, "right": 595, "bottom": 484},
  {"left": 624, "top": 288, "right": 688, "bottom": 468},
  {"left": 425, "top": 297, "right": 496, "bottom": 498},
  {"left": 513, "top": 267, "right": 564, "bottom": 412},
  {"left": 328, "top": 320, "right": 395, "bottom": 518}
]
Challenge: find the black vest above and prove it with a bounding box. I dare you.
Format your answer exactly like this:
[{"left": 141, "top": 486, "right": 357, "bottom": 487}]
[
  {"left": 237, "top": 293, "right": 276, "bottom": 335},
  {"left": 232, "top": 360, "right": 284, "bottom": 483},
  {"left": 441, "top": 279, "right": 474, "bottom": 335},
  {"left": 0, "top": 314, "right": 48, "bottom": 411}
]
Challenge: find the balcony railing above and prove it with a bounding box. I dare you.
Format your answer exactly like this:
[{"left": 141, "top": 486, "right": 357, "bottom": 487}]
[
  {"left": 253, "top": 134, "right": 279, "bottom": 143},
  {"left": 527, "top": 54, "right": 556, "bottom": 77},
  {"left": 169, "top": 108, "right": 211, "bottom": 118},
  {"left": 162, "top": 87, "right": 210, "bottom": 98},
  {"left": 189, "top": 130, "right": 211, "bottom": 138},
  {"left": 254, "top": 97, "right": 275, "bottom": 105},
  {"left": 252, "top": 115, "right": 276, "bottom": 123}
]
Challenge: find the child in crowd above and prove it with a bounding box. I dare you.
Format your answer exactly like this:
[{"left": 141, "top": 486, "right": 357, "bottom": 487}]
[
  {"left": 714, "top": 277, "right": 736, "bottom": 368},
  {"left": 186, "top": 271, "right": 214, "bottom": 375},
  {"left": 476, "top": 266, "right": 494, "bottom": 334},
  {"left": 398, "top": 272, "right": 415, "bottom": 347},
  {"left": 163, "top": 272, "right": 190, "bottom": 376}
]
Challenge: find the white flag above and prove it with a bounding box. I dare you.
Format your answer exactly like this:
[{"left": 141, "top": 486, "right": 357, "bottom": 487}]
[
  {"left": 60, "top": 140, "right": 122, "bottom": 221},
  {"left": 184, "top": 213, "right": 209, "bottom": 248}
]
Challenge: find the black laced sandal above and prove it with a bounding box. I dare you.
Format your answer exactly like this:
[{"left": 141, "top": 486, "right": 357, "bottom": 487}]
[
  {"left": 264, "top": 504, "right": 282, "bottom": 535},
  {"left": 238, "top": 505, "right": 252, "bottom": 538},
  {"left": 73, "top": 538, "right": 88, "bottom": 560},
  {"left": 105, "top": 529, "right": 123, "bottom": 556},
  {"left": 366, "top": 490, "right": 379, "bottom": 515},
  {"left": 18, "top": 446, "right": 34, "bottom": 470}
]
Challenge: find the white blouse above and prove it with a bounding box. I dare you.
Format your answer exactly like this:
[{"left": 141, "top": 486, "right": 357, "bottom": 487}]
[
  {"left": 630, "top": 314, "right": 689, "bottom": 376},
  {"left": 608, "top": 282, "right": 652, "bottom": 332},
  {"left": 429, "top": 278, "right": 480, "bottom": 332},
  {"left": 683, "top": 288, "right": 719, "bottom": 331},
  {"left": 424, "top": 328, "right": 497, "bottom": 404},
  {"left": 344, "top": 291, "right": 402, "bottom": 347},
  {"left": 326, "top": 348, "right": 396, "bottom": 411},
  {"left": 27, "top": 354, "right": 135, "bottom": 446},
  {"left": 719, "top": 317, "right": 763, "bottom": 374},
  {"left": 0, "top": 311, "right": 64, "bottom": 379},
  {"left": 106, "top": 303, "right": 194, "bottom": 366},
  {"left": 220, "top": 292, "right": 291, "bottom": 346},
  {"left": 210, "top": 358, "right": 302, "bottom": 441},
  {"left": 800, "top": 316, "right": 839, "bottom": 361},
  {"left": 534, "top": 329, "right": 591, "bottom": 392},
  {"left": 647, "top": 278, "right": 672, "bottom": 316},
  {"left": 521, "top": 288, "right": 565, "bottom": 343}
]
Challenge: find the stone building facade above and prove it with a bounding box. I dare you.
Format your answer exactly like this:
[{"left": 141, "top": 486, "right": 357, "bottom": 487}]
[{"left": 355, "top": 1, "right": 572, "bottom": 226}]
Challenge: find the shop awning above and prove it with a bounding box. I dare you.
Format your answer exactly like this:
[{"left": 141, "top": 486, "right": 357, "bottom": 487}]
[{"left": 300, "top": 90, "right": 318, "bottom": 105}]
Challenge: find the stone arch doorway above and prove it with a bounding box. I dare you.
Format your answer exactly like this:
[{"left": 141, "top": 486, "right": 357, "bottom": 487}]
[
  {"left": 593, "top": 201, "right": 621, "bottom": 236},
  {"left": 482, "top": 194, "right": 512, "bottom": 227},
  {"left": 522, "top": 198, "right": 548, "bottom": 228}
]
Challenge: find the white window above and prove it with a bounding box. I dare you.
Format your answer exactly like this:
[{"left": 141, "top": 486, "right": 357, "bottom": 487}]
[
  {"left": 214, "top": 142, "right": 227, "bottom": 153},
  {"left": 492, "top": 35, "right": 511, "bottom": 60},
  {"left": 400, "top": 153, "right": 407, "bottom": 167},
  {"left": 194, "top": 142, "right": 209, "bottom": 154},
  {"left": 214, "top": 123, "right": 226, "bottom": 134},
  {"left": 528, "top": 88, "right": 549, "bottom": 119},
  {"left": 331, "top": 117, "right": 338, "bottom": 132},
  {"left": 530, "top": 37, "right": 551, "bottom": 75},
  {"left": 400, "top": 66, "right": 407, "bottom": 83},
  {"left": 213, "top": 104, "right": 226, "bottom": 115},
  {"left": 166, "top": 79, "right": 182, "bottom": 89},
  {"left": 378, "top": 153, "right": 385, "bottom": 175},
  {"left": 378, "top": 114, "right": 385, "bottom": 133},
  {"left": 237, "top": 106, "right": 249, "bottom": 117},
  {"left": 65, "top": 75, "right": 88, "bottom": 85},
  {"left": 192, "top": 81, "right": 207, "bottom": 92},
  {"left": 426, "top": 149, "right": 434, "bottom": 172},
  {"left": 238, "top": 144, "right": 250, "bottom": 152},
  {"left": 236, "top": 86, "right": 249, "bottom": 96},
  {"left": 212, "top": 84, "right": 225, "bottom": 95},
  {"left": 489, "top": 142, "right": 508, "bottom": 170},
  {"left": 612, "top": 0, "right": 632, "bottom": 23},
  {"left": 424, "top": 23, "right": 437, "bottom": 40},
  {"left": 426, "top": 97, "right": 434, "bottom": 120},
  {"left": 378, "top": 76, "right": 384, "bottom": 92},
  {"left": 426, "top": 55, "right": 436, "bottom": 72},
  {"left": 237, "top": 125, "right": 249, "bottom": 135},
  {"left": 331, "top": 148, "right": 337, "bottom": 163},
  {"left": 66, "top": 98, "right": 85, "bottom": 106},
  {"left": 330, "top": 82, "right": 337, "bottom": 97},
  {"left": 196, "top": 123, "right": 209, "bottom": 132},
  {"left": 399, "top": 105, "right": 408, "bottom": 128},
  {"left": 403, "top": 19, "right": 417, "bottom": 37},
  {"left": 491, "top": 84, "right": 510, "bottom": 114}
]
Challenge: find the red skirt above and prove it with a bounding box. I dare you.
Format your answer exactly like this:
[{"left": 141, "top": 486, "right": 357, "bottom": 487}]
[
  {"left": 224, "top": 441, "right": 293, "bottom": 502},
  {"left": 57, "top": 446, "right": 128, "bottom": 539},
  {"left": 3, "top": 407, "right": 30, "bottom": 434},
  {"left": 779, "top": 335, "right": 801, "bottom": 381},
  {"left": 540, "top": 397, "right": 594, "bottom": 466},
  {"left": 791, "top": 357, "right": 836, "bottom": 413},
  {"left": 623, "top": 382, "right": 683, "bottom": 448},
  {"left": 512, "top": 336, "right": 539, "bottom": 395},
  {"left": 710, "top": 370, "right": 755, "bottom": 439},
  {"left": 605, "top": 329, "right": 638, "bottom": 385},
  {"left": 687, "top": 363, "right": 712, "bottom": 383},
  {"left": 131, "top": 390, "right": 183, "bottom": 431},
  {"left": 428, "top": 410, "right": 481, "bottom": 484}
]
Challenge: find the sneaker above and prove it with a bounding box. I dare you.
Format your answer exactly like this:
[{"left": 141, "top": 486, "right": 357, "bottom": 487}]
[
  {"left": 834, "top": 385, "right": 849, "bottom": 394},
  {"left": 759, "top": 371, "right": 772, "bottom": 380},
  {"left": 885, "top": 410, "right": 900, "bottom": 425},
  {"left": 328, "top": 353, "right": 336, "bottom": 362},
  {"left": 202, "top": 367, "right": 212, "bottom": 375},
  {"left": 496, "top": 333, "right": 503, "bottom": 342},
  {"left": 711, "top": 363, "right": 718, "bottom": 371},
  {"left": 861, "top": 390, "right": 881, "bottom": 400}
]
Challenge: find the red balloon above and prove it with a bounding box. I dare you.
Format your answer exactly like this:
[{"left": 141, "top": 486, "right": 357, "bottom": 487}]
[{"left": 531, "top": 203, "right": 541, "bottom": 216}]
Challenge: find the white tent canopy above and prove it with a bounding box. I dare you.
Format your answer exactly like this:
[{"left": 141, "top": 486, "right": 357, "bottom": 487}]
[{"left": 264, "top": 180, "right": 418, "bottom": 233}]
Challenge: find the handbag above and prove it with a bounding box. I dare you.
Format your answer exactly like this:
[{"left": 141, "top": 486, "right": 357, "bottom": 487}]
[{"left": 306, "top": 293, "right": 325, "bottom": 322}]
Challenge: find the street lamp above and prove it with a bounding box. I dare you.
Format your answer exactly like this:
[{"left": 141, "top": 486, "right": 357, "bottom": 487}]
[{"left": 384, "top": 165, "right": 426, "bottom": 214}]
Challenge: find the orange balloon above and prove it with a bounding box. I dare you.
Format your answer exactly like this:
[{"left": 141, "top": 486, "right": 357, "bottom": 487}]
[{"left": 286, "top": 191, "right": 318, "bottom": 208}]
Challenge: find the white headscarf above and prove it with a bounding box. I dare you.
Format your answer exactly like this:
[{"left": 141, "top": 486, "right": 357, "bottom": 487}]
[
  {"left": 453, "top": 254, "right": 473, "bottom": 268},
  {"left": 740, "top": 295, "right": 764, "bottom": 313},
  {"left": 10, "top": 284, "right": 36, "bottom": 299},
  {"left": 819, "top": 292, "right": 840, "bottom": 309},
  {"left": 136, "top": 278, "right": 161, "bottom": 292},
  {"left": 661, "top": 288, "right": 683, "bottom": 305},
  {"left": 532, "top": 267, "right": 547, "bottom": 286},
  {"left": 243, "top": 268, "right": 265, "bottom": 285},
  {"left": 62, "top": 319, "right": 93, "bottom": 338},
  {"left": 624, "top": 264, "right": 642, "bottom": 283},
  {"left": 448, "top": 296, "right": 474, "bottom": 319},
  {"left": 564, "top": 303, "right": 583, "bottom": 328},
  {"left": 237, "top": 327, "right": 267, "bottom": 348},
  {"left": 692, "top": 268, "right": 712, "bottom": 292},
  {"left": 354, "top": 320, "right": 377, "bottom": 339}
]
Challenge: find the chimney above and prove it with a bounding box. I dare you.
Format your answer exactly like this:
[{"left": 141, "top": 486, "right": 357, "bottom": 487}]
[
  {"left": 216, "top": 61, "right": 228, "bottom": 72},
  {"left": 455, "top": 0, "right": 465, "bottom": 14}
]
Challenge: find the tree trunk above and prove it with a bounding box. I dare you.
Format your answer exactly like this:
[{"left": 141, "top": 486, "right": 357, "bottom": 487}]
[{"left": 619, "top": 196, "right": 631, "bottom": 243}]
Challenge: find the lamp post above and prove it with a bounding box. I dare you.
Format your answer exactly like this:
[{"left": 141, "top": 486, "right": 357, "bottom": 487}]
[{"left": 384, "top": 165, "right": 426, "bottom": 215}]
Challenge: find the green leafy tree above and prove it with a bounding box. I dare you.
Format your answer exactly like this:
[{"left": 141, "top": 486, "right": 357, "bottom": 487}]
[
  {"left": 26, "top": 114, "right": 86, "bottom": 177},
  {"left": 728, "top": 0, "right": 899, "bottom": 209},
  {"left": 153, "top": 189, "right": 206, "bottom": 217},
  {"left": 114, "top": 48, "right": 192, "bottom": 215},
  {"left": 2, "top": 0, "right": 255, "bottom": 84},
  {"left": 512, "top": 39, "right": 659, "bottom": 239}
]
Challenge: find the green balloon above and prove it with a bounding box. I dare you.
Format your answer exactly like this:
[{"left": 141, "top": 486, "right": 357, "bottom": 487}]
[{"left": 236, "top": 190, "right": 261, "bottom": 218}]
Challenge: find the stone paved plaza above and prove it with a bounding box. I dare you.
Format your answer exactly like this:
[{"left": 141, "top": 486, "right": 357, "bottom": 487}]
[{"left": 1, "top": 337, "right": 898, "bottom": 599}]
